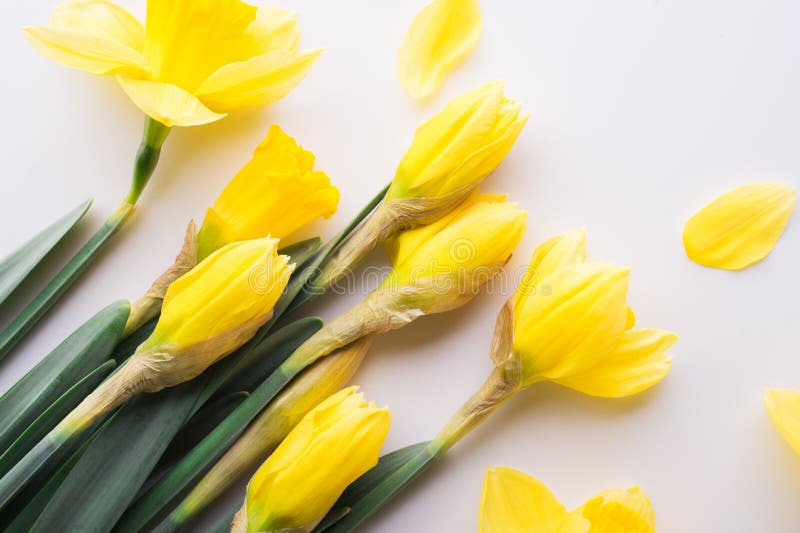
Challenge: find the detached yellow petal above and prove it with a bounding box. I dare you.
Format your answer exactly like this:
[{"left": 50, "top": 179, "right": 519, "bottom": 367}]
[
  {"left": 555, "top": 328, "right": 676, "bottom": 398},
  {"left": 24, "top": 0, "right": 147, "bottom": 76},
  {"left": 683, "top": 182, "right": 796, "bottom": 270},
  {"left": 480, "top": 467, "right": 567, "bottom": 533},
  {"left": 398, "top": 0, "right": 482, "bottom": 99},
  {"left": 569, "top": 486, "right": 655, "bottom": 532},
  {"left": 117, "top": 77, "right": 226, "bottom": 127},
  {"left": 196, "top": 48, "right": 323, "bottom": 111},
  {"left": 765, "top": 388, "right": 800, "bottom": 455}
]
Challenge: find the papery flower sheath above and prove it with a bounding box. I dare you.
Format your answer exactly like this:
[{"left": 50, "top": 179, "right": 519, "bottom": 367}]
[
  {"left": 232, "top": 387, "right": 390, "bottom": 533},
  {"left": 25, "top": 0, "right": 323, "bottom": 127},
  {"left": 398, "top": 0, "right": 483, "bottom": 99},
  {"left": 683, "top": 182, "right": 796, "bottom": 270},
  {"left": 765, "top": 388, "right": 800, "bottom": 456},
  {"left": 480, "top": 467, "right": 655, "bottom": 533}
]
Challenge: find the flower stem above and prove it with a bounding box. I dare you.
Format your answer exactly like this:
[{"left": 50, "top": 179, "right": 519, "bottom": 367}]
[{"left": 125, "top": 117, "right": 171, "bottom": 205}]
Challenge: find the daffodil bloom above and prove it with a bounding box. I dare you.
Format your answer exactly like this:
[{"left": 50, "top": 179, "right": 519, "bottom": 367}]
[
  {"left": 165, "top": 337, "right": 373, "bottom": 531},
  {"left": 764, "top": 388, "right": 800, "bottom": 456},
  {"left": 312, "top": 82, "right": 527, "bottom": 290},
  {"left": 398, "top": 0, "right": 482, "bottom": 99},
  {"left": 25, "top": 0, "right": 322, "bottom": 129},
  {"left": 430, "top": 230, "right": 675, "bottom": 451},
  {"left": 197, "top": 125, "right": 339, "bottom": 260},
  {"left": 683, "top": 182, "right": 796, "bottom": 270},
  {"left": 123, "top": 125, "right": 338, "bottom": 335},
  {"left": 232, "top": 387, "right": 390, "bottom": 533},
  {"left": 283, "top": 193, "right": 526, "bottom": 374},
  {"left": 480, "top": 467, "right": 655, "bottom": 533},
  {"left": 63, "top": 237, "right": 292, "bottom": 435}
]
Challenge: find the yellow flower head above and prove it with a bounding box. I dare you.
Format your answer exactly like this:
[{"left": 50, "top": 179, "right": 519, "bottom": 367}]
[
  {"left": 682, "top": 182, "right": 796, "bottom": 271},
  {"left": 511, "top": 230, "right": 676, "bottom": 397},
  {"left": 383, "top": 193, "right": 526, "bottom": 298},
  {"left": 480, "top": 466, "right": 655, "bottom": 533},
  {"left": 143, "top": 236, "right": 292, "bottom": 353},
  {"left": 196, "top": 125, "right": 339, "bottom": 260},
  {"left": 244, "top": 387, "right": 390, "bottom": 532},
  {"left": 25, "top": 0, "right": 322, "bottom": 127},
  {"left": 764, "top": 388, "right": 800, "bottom": 456},
  {"left": 387, "top": 82, "right": 528, "bottom": 200},
  {"left": 398, "top": 0, "right": 482, "bottom": 99}
]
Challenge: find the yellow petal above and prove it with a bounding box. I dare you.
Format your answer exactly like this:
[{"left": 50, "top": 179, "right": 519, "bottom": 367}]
[
  {"left": 683, "top": 182, "right": 796, "bottom": 270},
  {"left": 513, "top": 263, "right": 630, "bottom": 388},
  {"left": 247, "top": 7, "right": 301, "bottom": 54},
  {"left": 143, "top": 0, "right": 260, "bottom": 91},
  {"left": 147, "top": 237, "right": 292, "bottom": 350},
  {"left": 479, "top": 467, "right": 567, "bottom": 533},
  {"left": 246, "top": 387, "right": 390, "bottom": 531},
  {"left": 196, "top": 125, "right": 339, "bottom": 259},
  {"left": 117, "top": 77, "right": 226, "bottom": 127},
  {"left": 398, "top": 0, "right": 482, "bottom": 99},
  {"left": 570, "top": 486, "right": 655, "bottom": 532},
  {"left": 196, "top": 48, "right": 322, "bottom": 112},
  {"left": 764, "top": 388, "right": 800, "bottom": 455},
  {"left": 24, "top": 0, "right": 147, "bottom": 76},
  {"left": 554, "top": 328, "right": 676, "bottom": 398},
  {"left": 517, "top": 230, "right": 587, "bottom": 303}
]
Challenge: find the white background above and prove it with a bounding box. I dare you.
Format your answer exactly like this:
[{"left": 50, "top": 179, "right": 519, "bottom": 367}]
[{"left": 1, "top": 1, "right": 799, "bottom": 531}]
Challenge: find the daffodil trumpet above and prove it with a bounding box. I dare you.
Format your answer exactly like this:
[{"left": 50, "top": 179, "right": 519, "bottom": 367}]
[
  {"left": 121, "top": 194, "right": 526, "bottom": 530},
  {"left": 323, "top": 230, "right": 677, "bottom": 532},
  {"left": 3, "top": 0, "right": 324, "bottom": 361},
  {"left": 155, "top": 337, "right": 373, "bottom": 533},
  {"left": 0, "top": 238, "right": 293, "bottom": 511},
  {"left": 300, "top": 81, "right": 527, "bottom": 300}
]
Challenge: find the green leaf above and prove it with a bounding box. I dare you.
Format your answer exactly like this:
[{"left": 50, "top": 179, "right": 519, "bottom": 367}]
[
  {"left": 111, "top": 316, "right": 156, "bottom": 364},
  {"left": 0, "top": 208, "right": 131, "bottom": 361},
  {"left": 0, "top": 360, "right": 115, "bottom": 478},
  {"left": 154, "top": 391, "right": 249, "bottom": 475},
  {"left": 316, "top": 442, "right": 439, "bottom": 532},
  {"left": 279, "top": 237, "right": 322, "bottom": 270},
  {"left": 0, "top": 198, "right": 91, "bottom": 308},
  {"left": 217, "top": 316, "right": 322, "bottom": 396},
  {"left": 0, "top": 300, "right": 129, "bottom": 454}
]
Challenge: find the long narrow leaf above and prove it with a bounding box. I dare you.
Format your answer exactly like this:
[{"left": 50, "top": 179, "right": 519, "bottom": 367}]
[
  {"left": 0, "top": 210, "right": 130, "bottom": 361},
  {"left": 0, "top": 198, "right": 91, "bottom": 308},
  {"left": 0, "top": 360, "right": 115, "bottom": 478},
  {"left": 318, "top": 442, "right": 439, "bottom": 532},
  {"left": 0, "top": 300, "right": 129, "bottom": 453}
]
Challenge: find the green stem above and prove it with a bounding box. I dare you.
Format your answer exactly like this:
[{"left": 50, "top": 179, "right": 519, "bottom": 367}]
[{"left": 125, "top": 117, "right": 171, "bottom": 205}]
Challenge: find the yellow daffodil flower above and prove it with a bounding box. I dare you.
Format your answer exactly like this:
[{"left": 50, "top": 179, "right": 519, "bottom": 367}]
[
  {"left": 398, "top": 0, "right": 482, "bottom": 99},
  {"left": 25, "top": 0, "right": 322, "bottom": 128},
  {"left": 196, "top": 125, "right": 339, "bottom": 260},
  {"left": 234, "top": 387, "right": 390, "bottom": 533},
  {"left": 480, "top": 467, "right": 655, "bottom": 533},
  {"left": 765, "top": 388, "right": 800, "bottom": 456},
  {"left": 61, "top": 237, "right": 293, "bottom": 435},
  {"left": 683, "top": 182, "right": 796, "bottom": 270},
  {"left": 512, "top": 230, "right": 676, "bottom": 397}
]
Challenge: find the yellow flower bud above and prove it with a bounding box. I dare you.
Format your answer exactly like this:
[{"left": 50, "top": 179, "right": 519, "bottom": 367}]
[
  {"left": 387, "top": 81, "right": 528, "bottom": 201},
  {"left": 196, "top": 125, "right": 339, "bottom": 260},
  {"left": 508, "top": 231, "right": 676, "bottom": 398},
  {"left": 236, "top": 387, "right": 390, "bottom": 532},
  {"left": 480, "top": 466, "right": 655, "bottom": 533},
  {"left": 383, "top": 193, "right": 527, "bottom": 303},
  {"left": 144, "top": 237, "right": 292, "bottom": 356}
]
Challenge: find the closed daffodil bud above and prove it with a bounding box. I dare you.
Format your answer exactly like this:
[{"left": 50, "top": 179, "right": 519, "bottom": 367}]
[
  {"left": 480, "top": 466, "right": 655, "bottom": 533},
  {"left": 196, "top": 125, "right": 339, "bottom": 260},
  {"left": 232, "top": 387, "right": 390, "bottom": 533},
  {"left": 389, "top": 82, "right": 527, "bottom": 201},
  {"left": 25, "top": 0, "right": 322, "bottom": 128},
  {"left": 280, "top": 193, "right": 525, "bottom": 375},
  {"left": 61, "top": 237, "right": 293, "bottom": 435},
  {"left": 312, "top": 82, "right": 527, "bottom": 290}
]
